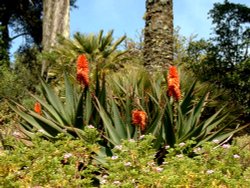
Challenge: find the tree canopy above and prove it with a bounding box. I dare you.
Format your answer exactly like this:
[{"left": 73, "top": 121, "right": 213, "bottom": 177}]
[
  {"left": 186, "top": 0, "right": 250, "bottom": 117},
  {"left": 0, "top": 0, "right": 77, "bottom": 64}
]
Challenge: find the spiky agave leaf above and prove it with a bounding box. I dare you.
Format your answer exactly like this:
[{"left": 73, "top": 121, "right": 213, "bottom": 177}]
[{"left": 9, "top": 75, "right": 90, "bottom": 140}]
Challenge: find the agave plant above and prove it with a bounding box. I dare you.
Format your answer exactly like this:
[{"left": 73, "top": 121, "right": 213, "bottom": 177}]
[
  {"left": 94, "top": 66, "right": 157, "bottom": 146},
  {"left": 10, "top": 49, "right": 249, "bottom": 156},
  {"left": 160, "top": 82, "right": 248, "bottom": 147},
  {"left": 11, "top": 56, "right": 85, "bottom": 138},
  {"left": 9, "top": 74, "right": 90, "bottom": 139},
  {"left": 95, "top": 65, "right": 249, "bottom": 149},
  {"left": 9, "top": 53, "right": 110, "bottom": 141}
]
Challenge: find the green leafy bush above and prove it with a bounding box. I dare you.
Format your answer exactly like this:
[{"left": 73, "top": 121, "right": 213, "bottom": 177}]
[
  {"left": 0, "top": 126, "right": 101, "bottom": 187},
  {"left": 101, "top": 136, "right": 250, "bottom": 187},
  {"left": 1, "top": 133, "right": 250, "bottom": 187}
]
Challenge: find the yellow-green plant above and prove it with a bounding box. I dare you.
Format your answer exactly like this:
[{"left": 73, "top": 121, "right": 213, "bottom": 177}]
[
  {"left": 0, "top": 129, "right": 101, "bottom": 187},
  {"left": 101, "top": 136, "right": 250, "bottom": 187}
]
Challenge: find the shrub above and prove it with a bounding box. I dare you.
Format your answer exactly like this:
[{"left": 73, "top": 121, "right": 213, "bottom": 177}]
[
  {"left": 101, "top": 136, "right": 250, "bottom": 187},
  {"left": 0, "top": 126, "right": 101, "bottom": 187},
  {"left": 1, "top": 133, "right": 250, "bottom": 187}
]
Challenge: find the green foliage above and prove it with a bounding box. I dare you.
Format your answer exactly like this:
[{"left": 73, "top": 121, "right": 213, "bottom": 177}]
[
  {"left": 95, "top": 66, "right": 151, "bottom": 146},
  {"left": 8, "top": 32, "right": 249, "bottom": 169},
  {"left": 0, "top": 127, "right": 101, "bottom": 187},
  {"left": 10, "top": 61, "right": 248, "bottom": 153},
  {"left": 0, "top": 100, "right": 18, "bottom": 150},
  {"left": 0, "top": 67, "right": 23, "bottom": 100},
  {"left": 226, "top": 58, "right": 250, "bottom": 113},
  {"left": 43, "top": 30, "right": 127, "bottom": 79},
  {"left": 0, "top": 47, "right": 42, "bottom": 149},
  {"left": 15, "top": 45, "right": 41, "bottom": 72},
  {"left": 209, "top": 0, "right": 250, "bottom": 64},
  {"left": 0, "top": 0, "right": 78, "bottom": 60},
  {"left": 122, "top": 31, "right": 144, "bottom": 65},
  {"left": 1, "top": 134, "right": 250, "bottom": 187},
  {"left": 102, "top": 135, "right": 160, "bottom": 187},
  {"left": 9, "top": 74, "right": 92, "bottom": 139},
  {"left": 0, "top": 0, "right": 43, "bottom": 62},
  {"left": 185, "top": 1, "right": 250, "bottom": 118},
  {"left": 234, "top": 135, "right": 250, "bottom": 153},
  {"left": 100, "top": 136, "right": 250, "bottom": 187},
  {"left": 95, "top": 66, "right": 248, "bottom": 149},
  {"left": 0, "top": 45, "right": 41, "bottom": 102},
  {"left": 0, "top": 68, "right": 34, "bottom": 103}
]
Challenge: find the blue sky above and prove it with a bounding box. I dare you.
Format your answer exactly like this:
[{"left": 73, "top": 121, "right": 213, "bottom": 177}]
[
  {"left": 11, "top": 0, "right": 250, "bottom": 57},
  {"left": 70, "top": 0, "right": 249, "bottom": 39}
]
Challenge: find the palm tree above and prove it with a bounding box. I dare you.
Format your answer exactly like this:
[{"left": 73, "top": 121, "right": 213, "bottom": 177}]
[
  {"left": 44, "top": 30, "right": 126, "bottom": 78},
  {"left": 144, "top": 0, "right": 174, "bottom": 71}
]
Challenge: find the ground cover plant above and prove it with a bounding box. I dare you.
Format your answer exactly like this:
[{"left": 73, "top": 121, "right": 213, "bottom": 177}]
[
  {"left": 0, "top": 127, "right": 101, "bottom": 187},
  {"left": 1, "top": 133, "right": 250, "bottom": 187}
]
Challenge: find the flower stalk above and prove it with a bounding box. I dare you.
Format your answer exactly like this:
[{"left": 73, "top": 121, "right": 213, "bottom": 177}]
[
  {"left": 77, "top": 54, "right": 90, "bottom": 88},
  {"left": 34, "top": 102, "right": 42, "bottom": 115},
  {"left": 167, "top": 66, "right": 181, "bottom": 101},
  {"left": 132, "top": 110, "right": 147, "bottom": 131}
]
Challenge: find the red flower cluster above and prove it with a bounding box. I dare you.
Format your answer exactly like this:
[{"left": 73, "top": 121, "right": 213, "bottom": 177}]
[
  {"left": 167, "top": 66, "right": 181, "bottom": 101},
  {"left": 132, "top": 110, "right": 147, "bottom": 130},
  {"left": 76, "top": 54, "right": 89, "bottom": 87},
  {"left": 34, "top": 102, "right": 42, "bottom": 115}
]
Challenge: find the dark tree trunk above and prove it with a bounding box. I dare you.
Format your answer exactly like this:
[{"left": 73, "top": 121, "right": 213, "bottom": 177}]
[
  {"left": 144, "top": 0, "right": 174, "bottom": 71},
  {"left": 0, "top": 16, "right": 11, "bottom": 65}
]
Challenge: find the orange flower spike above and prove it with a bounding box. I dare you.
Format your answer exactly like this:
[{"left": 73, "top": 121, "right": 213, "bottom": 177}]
[
  {"left": 132, "top": 110, "right": 147, "bottom": 131},
  {"left": 34, "top": 102, "right": 42, "bottom": 115},
  {"left": 167, "top": 66, "right": 181, "bottom": 101},
  {"left": 76, "top": 54, "right": 90, "bottom": 87}
]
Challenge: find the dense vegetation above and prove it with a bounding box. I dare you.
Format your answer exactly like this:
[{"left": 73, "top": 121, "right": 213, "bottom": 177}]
[
  {"left": 1, "top": 130, "right": 250, "bottom": 187},
  {"left": 0, "top": 0, "right": 250, "bottom": 187},
  {"left": 185, "top": 0, "right": 250, "bottom": 118}
]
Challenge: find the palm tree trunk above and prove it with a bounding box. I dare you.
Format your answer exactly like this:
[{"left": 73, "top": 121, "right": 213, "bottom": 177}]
[
  {"left": 42, "top": 0, "right": 70, "bottom": 77},
  {"left": 144, "top": 0, "right": 174, "bottom": 71}
]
